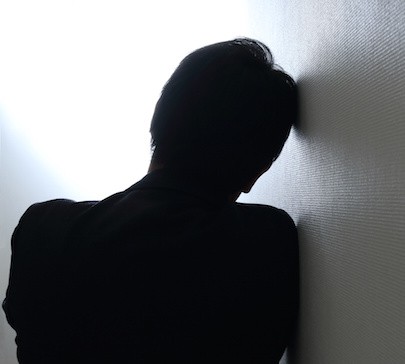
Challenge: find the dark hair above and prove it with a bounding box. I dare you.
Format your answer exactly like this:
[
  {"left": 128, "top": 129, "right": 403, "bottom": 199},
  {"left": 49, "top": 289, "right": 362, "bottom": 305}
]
[{"left": 150, "top": 38, "right": 297, "bottom": 192}]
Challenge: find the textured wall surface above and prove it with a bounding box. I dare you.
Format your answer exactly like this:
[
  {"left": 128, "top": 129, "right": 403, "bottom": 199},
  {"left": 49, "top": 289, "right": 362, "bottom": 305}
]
[{"left": 240, "top": 1, "right": 405, "bottom": 363}]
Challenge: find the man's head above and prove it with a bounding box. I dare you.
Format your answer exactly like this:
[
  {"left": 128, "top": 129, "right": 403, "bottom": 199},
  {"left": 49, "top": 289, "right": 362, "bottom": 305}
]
[{"left": 149, "top": 38, "right": 298, "bottom": 195}]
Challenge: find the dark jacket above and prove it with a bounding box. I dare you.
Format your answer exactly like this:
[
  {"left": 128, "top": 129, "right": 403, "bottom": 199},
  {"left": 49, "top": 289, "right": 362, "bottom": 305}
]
[{"left": 3, "top": 169, "right": 299, "bottom": 363}]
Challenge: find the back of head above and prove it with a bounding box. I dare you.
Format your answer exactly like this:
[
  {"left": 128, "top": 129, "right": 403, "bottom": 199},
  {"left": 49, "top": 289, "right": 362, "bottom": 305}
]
[{"left": 150, "top": 38, "right": 297, "bottom": 193}]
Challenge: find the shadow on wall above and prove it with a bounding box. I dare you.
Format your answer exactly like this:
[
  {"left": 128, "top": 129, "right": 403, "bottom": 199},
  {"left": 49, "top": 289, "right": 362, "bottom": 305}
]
[
  {"left": 1, "top": 122, "right": 69, "bottom": 209},
  {"left": 282, "top": 215, "right": 321, "bottom": 364},
  {"left": 0, "top": 119, "right": 72, "bottom": 363}
]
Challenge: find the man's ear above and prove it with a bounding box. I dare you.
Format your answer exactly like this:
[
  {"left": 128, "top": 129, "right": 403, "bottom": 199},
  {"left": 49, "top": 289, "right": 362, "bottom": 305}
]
[{"left": 241, "top": 162, "right": 272, "bottom": 193}]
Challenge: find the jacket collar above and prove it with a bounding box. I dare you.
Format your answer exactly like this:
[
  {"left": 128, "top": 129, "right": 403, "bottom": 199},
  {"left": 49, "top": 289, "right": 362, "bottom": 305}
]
[{"left": 128, "top": 168, "right": 232, "bottom": 207}]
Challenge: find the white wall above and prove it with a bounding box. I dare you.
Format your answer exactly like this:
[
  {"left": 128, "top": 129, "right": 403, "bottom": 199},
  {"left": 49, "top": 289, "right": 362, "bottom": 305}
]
[
  {"left": 240, "top": 1, "right": 405, "bottom": 363},
  {"left": 0, "top": 1, "right": 249, "bottom": 362}
]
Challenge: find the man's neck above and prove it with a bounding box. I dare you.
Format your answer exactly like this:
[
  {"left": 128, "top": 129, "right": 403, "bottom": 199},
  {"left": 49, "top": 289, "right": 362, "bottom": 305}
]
[{"left": 147, "top": 161, "right": 241, "bottom": 203}]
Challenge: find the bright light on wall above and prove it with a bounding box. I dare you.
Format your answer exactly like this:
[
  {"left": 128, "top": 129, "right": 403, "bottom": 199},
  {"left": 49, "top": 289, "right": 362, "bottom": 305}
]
[{"left": 0, "top": 0, "right": 249, "bottom": 200}]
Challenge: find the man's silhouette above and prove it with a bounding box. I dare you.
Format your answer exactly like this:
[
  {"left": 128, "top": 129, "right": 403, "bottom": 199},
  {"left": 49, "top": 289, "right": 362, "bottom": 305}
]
[{"left": 3, "top": 38, "right": 299, "bottom": 363}]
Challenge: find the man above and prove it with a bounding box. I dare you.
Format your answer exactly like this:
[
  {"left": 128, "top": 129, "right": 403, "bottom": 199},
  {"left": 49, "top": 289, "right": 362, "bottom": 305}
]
[{"left": 3, "top": 38, "right": 299, "bottom": 363}]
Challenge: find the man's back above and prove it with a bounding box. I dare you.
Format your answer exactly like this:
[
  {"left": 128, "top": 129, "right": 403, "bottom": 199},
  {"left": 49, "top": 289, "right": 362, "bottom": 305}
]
[{"left": 4, "top": 169, "right": 298, "bottom": 363}]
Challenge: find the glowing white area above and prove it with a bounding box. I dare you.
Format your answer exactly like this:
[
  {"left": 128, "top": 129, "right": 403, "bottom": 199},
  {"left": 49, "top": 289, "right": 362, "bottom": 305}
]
[{"left": 0, "top": 0, "right": 249, "bottom": 200}]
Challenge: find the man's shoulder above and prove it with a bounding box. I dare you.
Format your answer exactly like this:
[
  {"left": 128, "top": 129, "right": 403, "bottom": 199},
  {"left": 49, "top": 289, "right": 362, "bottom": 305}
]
[
  {"left": 234, "top": 202, "right": 296, "bottom": 229},
  {"left": 231, "top": 202, "right": 298, "bottom": 255},
  {"left": 23, "top": 198, "right": 96, "bottom": 217},
  {"left": 15, "top": 199, "right": 97, "bottom": 234}
]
